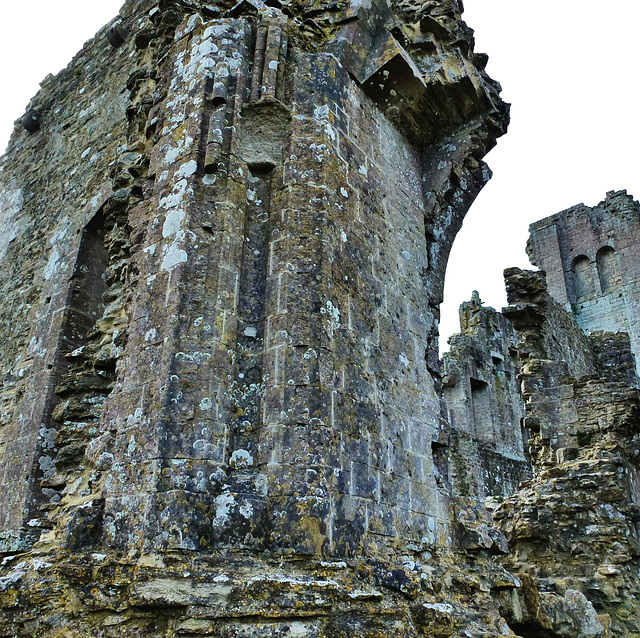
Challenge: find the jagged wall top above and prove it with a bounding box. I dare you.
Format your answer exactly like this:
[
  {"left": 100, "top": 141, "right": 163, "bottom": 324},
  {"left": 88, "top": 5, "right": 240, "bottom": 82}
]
[{"left": 108, "top": 0, "right": 507, "bottom": 147}]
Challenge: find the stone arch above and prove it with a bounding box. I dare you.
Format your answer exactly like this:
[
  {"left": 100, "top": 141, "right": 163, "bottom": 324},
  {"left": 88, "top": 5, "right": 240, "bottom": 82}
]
[
  {"left": 596, "top": 246, "right": 621, "bottom": 293},
  {"left": 571, "top": 255, "right": 595, "bottom": 301}
]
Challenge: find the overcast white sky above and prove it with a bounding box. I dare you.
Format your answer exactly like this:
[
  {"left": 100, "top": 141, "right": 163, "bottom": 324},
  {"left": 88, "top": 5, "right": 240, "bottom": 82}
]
[
  {"left": 1, "top": 1, "right": 639, "bottom": 352},
  {"left": 444, "top": 0, "right": 640, "bottom": 349},
  {"left": 0, "top": 1, "right": 123, "bottom": 148}
]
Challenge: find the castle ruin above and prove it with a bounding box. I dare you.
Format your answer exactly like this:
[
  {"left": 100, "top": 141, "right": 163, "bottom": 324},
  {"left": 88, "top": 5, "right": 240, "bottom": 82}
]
[
  {"left": 528, "top": 190, "right": 640, "bottom": 378},
  {"left": 0, "top": 1, "right": 638, "bottom": 636}
]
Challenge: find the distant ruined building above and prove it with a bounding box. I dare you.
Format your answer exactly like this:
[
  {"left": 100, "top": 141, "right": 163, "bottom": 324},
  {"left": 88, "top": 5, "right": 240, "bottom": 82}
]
[
  {"left": 0, "top": 1, "right": 638, "bottom": 637},
  {"left": 527, "top": 190, "right": 640, "bottom": 377},
  {"left": 442, "top": 293, "right": 529, "bottom": 501}
]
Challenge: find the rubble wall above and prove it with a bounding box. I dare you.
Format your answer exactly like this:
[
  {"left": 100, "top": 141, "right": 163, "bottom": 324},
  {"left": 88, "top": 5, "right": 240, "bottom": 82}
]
[
  {"left": 503, "top": 268, "right": 596, "bottom": 378},
  {"left": 497, "top": 267, "right": 640, "bottom": 637},
  {"left": 0, "top": 16, "right": 133, "bottom": 548}
]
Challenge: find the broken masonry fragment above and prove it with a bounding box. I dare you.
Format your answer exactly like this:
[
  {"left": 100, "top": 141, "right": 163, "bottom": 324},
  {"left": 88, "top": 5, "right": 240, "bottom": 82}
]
[{"left": 20, "top": 109, "right": 40, "bottom": 134}]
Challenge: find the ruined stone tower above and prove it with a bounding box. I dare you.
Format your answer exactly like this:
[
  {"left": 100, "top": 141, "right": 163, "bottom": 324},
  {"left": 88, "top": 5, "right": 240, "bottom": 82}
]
[
  {"left": 2, "top": 1, "right": 638, "bottom": 636},
  {"left": 527, "top": 190, "right": 640, "bottom": 377},
  {"left": 0, "top": 0, "right": 515, "bottom": 634},
  {"left": 0, "top": 0, "right": 507, "bottom": 555}
]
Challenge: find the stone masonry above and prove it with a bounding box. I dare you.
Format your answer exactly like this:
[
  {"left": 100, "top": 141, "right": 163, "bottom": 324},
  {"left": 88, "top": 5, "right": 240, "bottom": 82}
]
[
  {"left": 527, "top": 190, "right": 640, "bottom": 377},
  {"left": 442, "top": 292, "right": 529, "bottom": 501},
  {"left": 0, "top": 0, "right": 521, "bottom": 635},
  {"left": 0, "top": 0, "right": 507, "bottom": 562},
  {"left": 1, "top": 0, "right": 639, "bottom": 636},
  {"left": 498, "top": 268, "right": 640, "bottom": 637}
]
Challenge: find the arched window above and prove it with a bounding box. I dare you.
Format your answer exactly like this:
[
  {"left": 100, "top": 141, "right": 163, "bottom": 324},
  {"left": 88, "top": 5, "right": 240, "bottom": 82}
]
[
  {"left": 596, "top": 246, "right": 621, "bottom": 293},
  {"left": 571, "top": 255, "right": 595, "bottom": 301}
]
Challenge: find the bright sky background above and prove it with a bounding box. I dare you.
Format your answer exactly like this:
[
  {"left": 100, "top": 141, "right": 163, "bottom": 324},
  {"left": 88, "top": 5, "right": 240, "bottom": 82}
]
[
  {"left": 442, "top": 0, "right": 640, "bottom": 350},
  {"left": 1, "top": 1, "right": 639, "bottom": 353},
  {"left": 0, "top": 1, "right": 124, "bottom": 149}
]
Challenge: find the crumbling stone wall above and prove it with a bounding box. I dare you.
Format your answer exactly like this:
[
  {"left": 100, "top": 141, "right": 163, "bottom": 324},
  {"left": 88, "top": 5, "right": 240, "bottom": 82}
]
[
  {"left": 502, "top": 268, "right": 596, "bottom": 378},
  {"left": 0, "top": 1, "right": 524, "bottom": 636},
  {"left": 0, "top": 24, "right": 134, "bottom": 550},
  {"left": 527, "top": 190, "right": 640, "bottom": 376},
  {"left": 590, "top": 330, "right": 638, "bottom": 387},
  {"left": 442, "top": 292, "right": 529, "bottom": 500},
  {"left": 495, "top": 268, "right": 640, "bottom": 637}
]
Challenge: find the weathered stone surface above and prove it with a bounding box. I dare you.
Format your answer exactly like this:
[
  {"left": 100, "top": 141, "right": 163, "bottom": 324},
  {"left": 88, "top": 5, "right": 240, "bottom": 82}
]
[
  {"left": 527, "top": 190, "right": 640, "bottom": 377},
  {"left": 2, "top": 0, "right": 638, "bottom": 635},
  {"left": 0, "top": 0, "right": 507, "bottom": 560},
  {"left": 496, "top": 268, "right": 640, "bottom": 637},
  {"left": 442, "top": 292, "right": 530, "bottom": 500},
  {"left": 0, "top": 0, "right": 517, "bottom": 635},
  {"left": 589, "top": 330, "right": 638, "bottom": 388},
  {"left": 503, "top": 268, "right": 597, "bottom": 378}
]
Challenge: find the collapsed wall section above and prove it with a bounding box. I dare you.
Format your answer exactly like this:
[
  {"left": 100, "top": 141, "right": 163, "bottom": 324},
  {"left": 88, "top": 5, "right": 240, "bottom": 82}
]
[
  {"left": 0, "top": 25, "right": 133, "bottom": 550},
  {"left": 494, "top": 267, "right": 640, "bottom": 637}
]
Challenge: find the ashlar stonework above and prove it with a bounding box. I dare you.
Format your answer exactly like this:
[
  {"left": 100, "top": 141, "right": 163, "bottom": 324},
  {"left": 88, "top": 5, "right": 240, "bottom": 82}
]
[
  {"left": 0, "top": 0, "right": 639, "bottom": 636},
  {"left": 527, "top": 190, "right": 640, "bottom": 378},
  {"left": 1, "top": 0, "right": 514, "bottom": 634},
  {"left": 0, "top": 0, "right": 507, "bottom": 560}
]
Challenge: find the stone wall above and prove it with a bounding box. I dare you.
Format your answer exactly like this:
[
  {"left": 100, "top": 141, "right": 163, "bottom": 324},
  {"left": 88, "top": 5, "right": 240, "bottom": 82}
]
[
  {"left": 495, "top": 268, "right": 640, "bottom": 637},
  {"left": 442, "top": 292, "right": 529, "bottom": 500},
  {"left": 503, "top": 267, "right": 596, "bottom": 378},
  {"left": 590, "top": 331, "right": 638, "bottom": 387},
  {"left": 0, "top": 15, "right": 134, "bottom": 549},
  {"left": 0, "top": 0, "right": 508, "bottom": 562},
  {"left": 527, "top": 190, "right": 640, "bottom": 376},
  {"left": 3, "top": 0, "right": 639, "bottom": 635},
  {"left": 0, "top": 1, "right": 525, "bottom": 636}
]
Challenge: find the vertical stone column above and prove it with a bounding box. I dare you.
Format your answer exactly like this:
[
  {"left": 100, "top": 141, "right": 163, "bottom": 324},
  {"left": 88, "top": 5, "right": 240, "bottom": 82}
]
[{"left": 100, "top": 18, "right": 255, "bottom": 550}]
